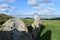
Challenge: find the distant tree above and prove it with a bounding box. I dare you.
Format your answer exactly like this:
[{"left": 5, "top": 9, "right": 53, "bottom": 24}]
[{"left": 25, "top": 17, "right": 31, "bottom": 19}]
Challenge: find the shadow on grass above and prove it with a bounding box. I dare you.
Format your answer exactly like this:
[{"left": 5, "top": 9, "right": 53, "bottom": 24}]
[{"left": 27, "top": 24, "right": 52, "bottom": 40}]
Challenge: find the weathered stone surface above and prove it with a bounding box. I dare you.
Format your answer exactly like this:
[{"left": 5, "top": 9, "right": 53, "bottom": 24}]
[
  {"left": 0, "top": 18, "right": 33, "bottom": 40},
  {"left": 2, "top": 18, "right": 28, "bottom": 32},
  {"left": 32, "top": 14, "right": 41, "bottom": 39}
]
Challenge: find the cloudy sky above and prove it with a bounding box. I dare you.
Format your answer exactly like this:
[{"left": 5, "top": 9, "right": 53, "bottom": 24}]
[{"left": 0, "top": 0, "right": 60, "bottom": 18}]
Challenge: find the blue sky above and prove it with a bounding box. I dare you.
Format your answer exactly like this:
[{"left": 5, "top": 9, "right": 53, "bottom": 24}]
[
  {"left": 0, "top": 0, "right": 60, "bottom": 18},
  {"left": 12, "top": 0, "right": 38, "bottom": 12}
]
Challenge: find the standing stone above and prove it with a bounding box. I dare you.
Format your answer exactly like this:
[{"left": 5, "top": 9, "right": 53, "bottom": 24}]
[
  {"left": 0, "top": 18, "right": 33, "bottom": 40},
  {"left": 2, "top": 18, "right": 28, "bottom": 32},
  {"left": 32, "top": 14, "right": 41, "bottom": 39}
]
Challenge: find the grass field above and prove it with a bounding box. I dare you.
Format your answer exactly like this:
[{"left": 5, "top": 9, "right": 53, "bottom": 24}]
[
  {"left": 22, "top": 19, "right": 60, "bottom": 40},
  {"left": 0, "top": 18, "right": 60, "bottom": 40},
  {"left": 39, "top": 20, "right": 60, "bottom": 40}
]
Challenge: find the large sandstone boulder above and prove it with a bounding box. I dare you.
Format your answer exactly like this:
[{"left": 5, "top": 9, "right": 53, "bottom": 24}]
[
  {"left": 32, "top": 14, "right": 41, "bottom": 39},
  {"left": 0, "top": 18, "right": 33, "bottom": 40}
]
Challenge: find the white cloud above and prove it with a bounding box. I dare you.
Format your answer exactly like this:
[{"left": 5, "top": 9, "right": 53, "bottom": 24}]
[
  {"left": 23, "top": 12, "right": 41, "bottom": 15},
  {"left": 32, "top": 3, "right": 55, "bottom": 10},
  {"left": 33, "top": 4, "right": 46, "bottom": 10},
  {"left": 13, "top": 12, "right": 37, "bottom": 16},
  {"left": 42, "top": 9, "right": 48, "bottom": 13},
  {"left": 10, "top": 6, "right": 16, "bottom": 10},
  {"left": 49, "top": 3, "right": 55, "bottom": 7},
  {"left": 27, "top": 0, "right": 55, "bottom": 10},
  {"left": 27, "top": 0, "right": 50, "bottom": 6},
  {"left": 38, "top": 0, "right": 49, "bottom": 3},
  {"left": 24, "top": 12, "right": 35, "bottom": 15},
  {"left": 0, "top": 8, "right": 8, "bottom": 12},
  {"left": 33, "top": 5, "right": 43, "bottom": 10},
  {"left": 47, "top": 8, "right": 55, "bottom": 13},
  {"left": 27, "top": 0, "right": 37, "bottom": 6},
  {"left": 41, "top": 7, "right": 55, "bottom": 14},
  {"left": 27, "top": 0, "right": 56, "bottom": 16},
  {"left": 0, "top": 4, "right": 16, "bottom": 12},
  {"left": 0, "top": 4, "right": 9, "bottom": 12}
]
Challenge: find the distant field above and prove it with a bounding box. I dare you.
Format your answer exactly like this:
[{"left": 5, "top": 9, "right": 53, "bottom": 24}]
[{"left": 22, "top": 19, "right": 60, "bottom": 40}]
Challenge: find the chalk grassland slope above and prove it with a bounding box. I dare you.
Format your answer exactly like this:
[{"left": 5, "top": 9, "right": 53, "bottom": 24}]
[{"left": 0, "top": 14, "right": 13, "bottom": 25}]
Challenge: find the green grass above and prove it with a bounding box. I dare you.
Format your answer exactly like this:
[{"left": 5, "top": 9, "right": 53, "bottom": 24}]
[
  {"left": 22, "top": 18, "right": 33, "bottom": 27},
  {"left": 0, "top": 14, "right": 12, "bottom": 25},
  {"left": 22, "top": 19, "right": 60, "bottom": 40},
  {"left": 41, "top": 20, "right": 60, "bottom": 40}
]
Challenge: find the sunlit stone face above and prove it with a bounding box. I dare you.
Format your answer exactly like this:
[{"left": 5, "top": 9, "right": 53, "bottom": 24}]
[{"left": 2, "top": 18, "right": 28, "bottom": 32}]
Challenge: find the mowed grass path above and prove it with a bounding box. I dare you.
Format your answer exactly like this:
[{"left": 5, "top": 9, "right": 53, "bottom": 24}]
[{"left": 22, "top": 19, "right": 60, "bottom": 40}]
